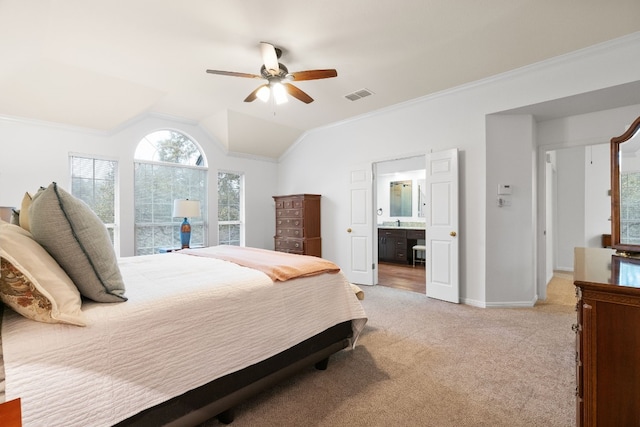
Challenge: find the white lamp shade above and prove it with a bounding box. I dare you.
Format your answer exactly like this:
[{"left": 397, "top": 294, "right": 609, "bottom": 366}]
[
  {"left": 172, "top": 199, "right": 201, "bottom": 218},
  {"left": 272, "top": 83, "right": 288, "bottom": 104},
  {"left": 256, "top": 86, "right": 270, "bottom": 102}
]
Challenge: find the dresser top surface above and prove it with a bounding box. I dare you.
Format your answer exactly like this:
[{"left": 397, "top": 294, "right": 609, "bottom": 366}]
[
  {"left": 574, "top": 247, "right": 640, "bottom": 292},
  {"left": 273, "top": 194, "right": 321, "bottom": 199}
]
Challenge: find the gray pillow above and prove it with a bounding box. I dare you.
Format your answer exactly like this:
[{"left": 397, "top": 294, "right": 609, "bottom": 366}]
[{"left": 29, "top": 182, "right": 127, "bottom": 303}]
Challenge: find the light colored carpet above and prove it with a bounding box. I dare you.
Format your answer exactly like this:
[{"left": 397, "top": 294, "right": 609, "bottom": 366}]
[{"left": 202, "top": 274, "right": 576, "bottom": 426}]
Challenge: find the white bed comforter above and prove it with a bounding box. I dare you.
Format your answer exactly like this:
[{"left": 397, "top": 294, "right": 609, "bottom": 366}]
[{"left": 2, "top": 252, "right": 367, "bottom": 427}]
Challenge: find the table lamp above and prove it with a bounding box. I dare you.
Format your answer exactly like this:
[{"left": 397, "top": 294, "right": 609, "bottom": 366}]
[{"left": 172, "top": 199, "right": 201, "bottom": 248}]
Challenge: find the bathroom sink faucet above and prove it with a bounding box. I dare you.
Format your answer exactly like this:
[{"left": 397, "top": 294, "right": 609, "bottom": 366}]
[{"left": 396, "top": 219, "right": 401, "bottom": 227}]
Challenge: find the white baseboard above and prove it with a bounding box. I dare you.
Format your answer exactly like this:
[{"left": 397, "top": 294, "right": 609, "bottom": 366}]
[
  {"left": 484, "top": 301, "right": 536, "bottom": 308},
  {"left": 460, "top": 297, "right": 486, "bottom": 308}
]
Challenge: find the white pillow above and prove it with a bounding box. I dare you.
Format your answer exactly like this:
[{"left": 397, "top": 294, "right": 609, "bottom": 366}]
[{"left": 0, "top": 222, "right": 86, "bottom": 326}]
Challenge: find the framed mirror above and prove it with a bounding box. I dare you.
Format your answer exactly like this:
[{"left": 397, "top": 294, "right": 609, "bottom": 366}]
[
  {"left": 390, "top": 180, "right": 412, "bottom": 216},
  {"left": 611, "top": 115, "right": 640, "bottom": 254}
]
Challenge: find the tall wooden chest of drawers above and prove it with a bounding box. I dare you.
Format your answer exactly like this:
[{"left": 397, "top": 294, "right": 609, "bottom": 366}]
[{"left": 273, "top": 194, "right": 321, "bottom": 257}]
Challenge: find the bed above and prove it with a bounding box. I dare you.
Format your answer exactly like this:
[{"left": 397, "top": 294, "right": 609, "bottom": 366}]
[{"left": 0, "top": 197, "right": 367, "bottom": 427}]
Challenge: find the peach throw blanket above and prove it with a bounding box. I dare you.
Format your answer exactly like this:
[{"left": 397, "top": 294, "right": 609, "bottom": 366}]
[{"left": 180, "top": 245, "right": 341, "bottom": 282}]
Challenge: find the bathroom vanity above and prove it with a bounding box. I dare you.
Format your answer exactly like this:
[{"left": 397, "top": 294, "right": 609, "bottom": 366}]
[{"left": 378, "top": 226, "right": 425, "bottom": 264}]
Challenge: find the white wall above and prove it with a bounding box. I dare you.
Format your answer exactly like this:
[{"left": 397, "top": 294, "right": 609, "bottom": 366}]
[
  {"left": 555, "top": 147, "right": 586, "bottom": 271},
  {"left": 545, "top": 151, "right": 556, "bottom": 284},
  {"left": 585, "top": 144, "right": 611, "bottom": 249},
  {"left": 486, "top": 114, "right": 536, "bottom": 306},
  {"left": 0, "top": 115, "right": 278, "bottom": 256},
  {"left": 279, "top": 33, "right": 640, "bottom": 307}
]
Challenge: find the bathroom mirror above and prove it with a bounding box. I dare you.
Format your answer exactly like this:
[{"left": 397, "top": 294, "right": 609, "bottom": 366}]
[
  {"left": 390, "top": 180, "right": 412, "bottom": 217},
  {"left": 611, "top": 115, "right": 640, "bottom": 254}
]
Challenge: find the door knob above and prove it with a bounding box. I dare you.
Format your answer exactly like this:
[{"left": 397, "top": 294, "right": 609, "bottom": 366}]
[
  {"left": 450, "top": 231, "right": 457, "bottom": 237},
  {"left": 347, "top": 228, "right": 352, "bottom": 233}
]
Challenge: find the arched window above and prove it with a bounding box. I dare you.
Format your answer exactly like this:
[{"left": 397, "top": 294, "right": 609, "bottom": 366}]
[{"left": 134, "top": 130, "right": 207, "bottom": 255}]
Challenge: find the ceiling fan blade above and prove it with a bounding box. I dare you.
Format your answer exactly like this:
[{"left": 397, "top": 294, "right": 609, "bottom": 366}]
[
  {"left": 289, "top": 69, "right": 338, "bottom": 81},
  {"left": 260, "top": 42, "right": 279, "bottom": 76},
  {"left": 284, "top": 83, "right": 314, "bottom": 104},
  {"left": 244, "top": 84, "right": 268, "bottom": 102},
  {"left": 206, "top": 69, "right": 262, "bottom": 79}
]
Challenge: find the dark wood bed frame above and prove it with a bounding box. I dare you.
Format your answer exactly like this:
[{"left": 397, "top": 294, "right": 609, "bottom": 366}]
[{"left": 114, "top": 321, "right": 353, "bottom": 426}]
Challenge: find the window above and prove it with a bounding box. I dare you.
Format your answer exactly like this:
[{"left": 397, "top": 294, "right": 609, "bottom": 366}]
[
  {"left": 70, "top": 155, "right": 118, "bottom": 245},
  {"left": 621, "top": 171, "right": 640, "bottom": 244},
  {"left": 134, "top": 130, "right": 207, "bottom": 255},
  {"left": 218, "top": 171, "right": 243, "bottom": 246}
]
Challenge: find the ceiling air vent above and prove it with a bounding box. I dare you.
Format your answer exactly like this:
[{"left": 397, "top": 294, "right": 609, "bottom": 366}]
[{"left": 345, "top": 88, "right": 374, "bottom": 101}]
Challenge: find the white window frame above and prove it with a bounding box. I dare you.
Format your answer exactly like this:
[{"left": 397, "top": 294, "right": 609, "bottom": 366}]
[
  {"left": 217, "top": 170, "right": 245, "bottom": 246},
  {"left": 69, "top": 152, "right": 120, "bottom": 253}
]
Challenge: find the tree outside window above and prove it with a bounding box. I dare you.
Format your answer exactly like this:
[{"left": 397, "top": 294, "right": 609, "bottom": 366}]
[{"left": 218, "top": 172, "right": 243, "bottom": 246}]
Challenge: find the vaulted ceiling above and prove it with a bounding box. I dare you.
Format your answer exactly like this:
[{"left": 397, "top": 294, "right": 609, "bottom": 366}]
[{"left": 2, "top": 1, "right": 640, "bottom": 159}]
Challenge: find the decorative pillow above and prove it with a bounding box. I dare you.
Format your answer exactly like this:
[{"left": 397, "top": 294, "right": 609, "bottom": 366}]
[
  {"left": 29, "top": 182, "right": 127, "bottom": 303},
  {"left": 10, "top": 208, "right": 20, "bottom": 225},
  {"left": 19, "top": 192, "right": 32, "bottom": 232},
  {"left": 0, "top": 223, "right": 86, "bottom": 326}
]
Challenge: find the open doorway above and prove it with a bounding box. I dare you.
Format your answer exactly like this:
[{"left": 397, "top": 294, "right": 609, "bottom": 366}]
[
  {"left": 543, "top": 143, "right": 610, "bottom": 285},
  {"left": 373, "top": 155, "right": 427, "bottom": 294}
]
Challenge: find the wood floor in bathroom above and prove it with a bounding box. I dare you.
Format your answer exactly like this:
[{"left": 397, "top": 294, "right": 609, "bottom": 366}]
[{"left": 377, "top": 262, "right": 426, "bottom": 294}]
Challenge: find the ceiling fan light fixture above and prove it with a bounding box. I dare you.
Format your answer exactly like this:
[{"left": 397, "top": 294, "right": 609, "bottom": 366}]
[
  {"left": 272, "top": 83, "right": 288, "bottom": 104},
  {"left": 256, "top": 85, "right": 270, "bottom": 102},
  {"left": 206, "top": 43, "right": 336, "bottom": 104}
]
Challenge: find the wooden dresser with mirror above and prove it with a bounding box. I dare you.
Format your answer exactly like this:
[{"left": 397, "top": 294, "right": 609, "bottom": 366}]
[{"left": 574, "top": 114, "right": 640, "bottom": 426}]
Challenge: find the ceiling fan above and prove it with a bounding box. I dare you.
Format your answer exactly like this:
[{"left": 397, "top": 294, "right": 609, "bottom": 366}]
[{"left": 206, "top": 42, "right": 337, "bottom": 104}]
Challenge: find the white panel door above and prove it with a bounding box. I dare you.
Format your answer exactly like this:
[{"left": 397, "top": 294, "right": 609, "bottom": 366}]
[
  {"left": 426, "top": 149, "right": 459, "bottom": 303},
  {"left": 347, "top": 166, "right": 373, "bottom": 285}
]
